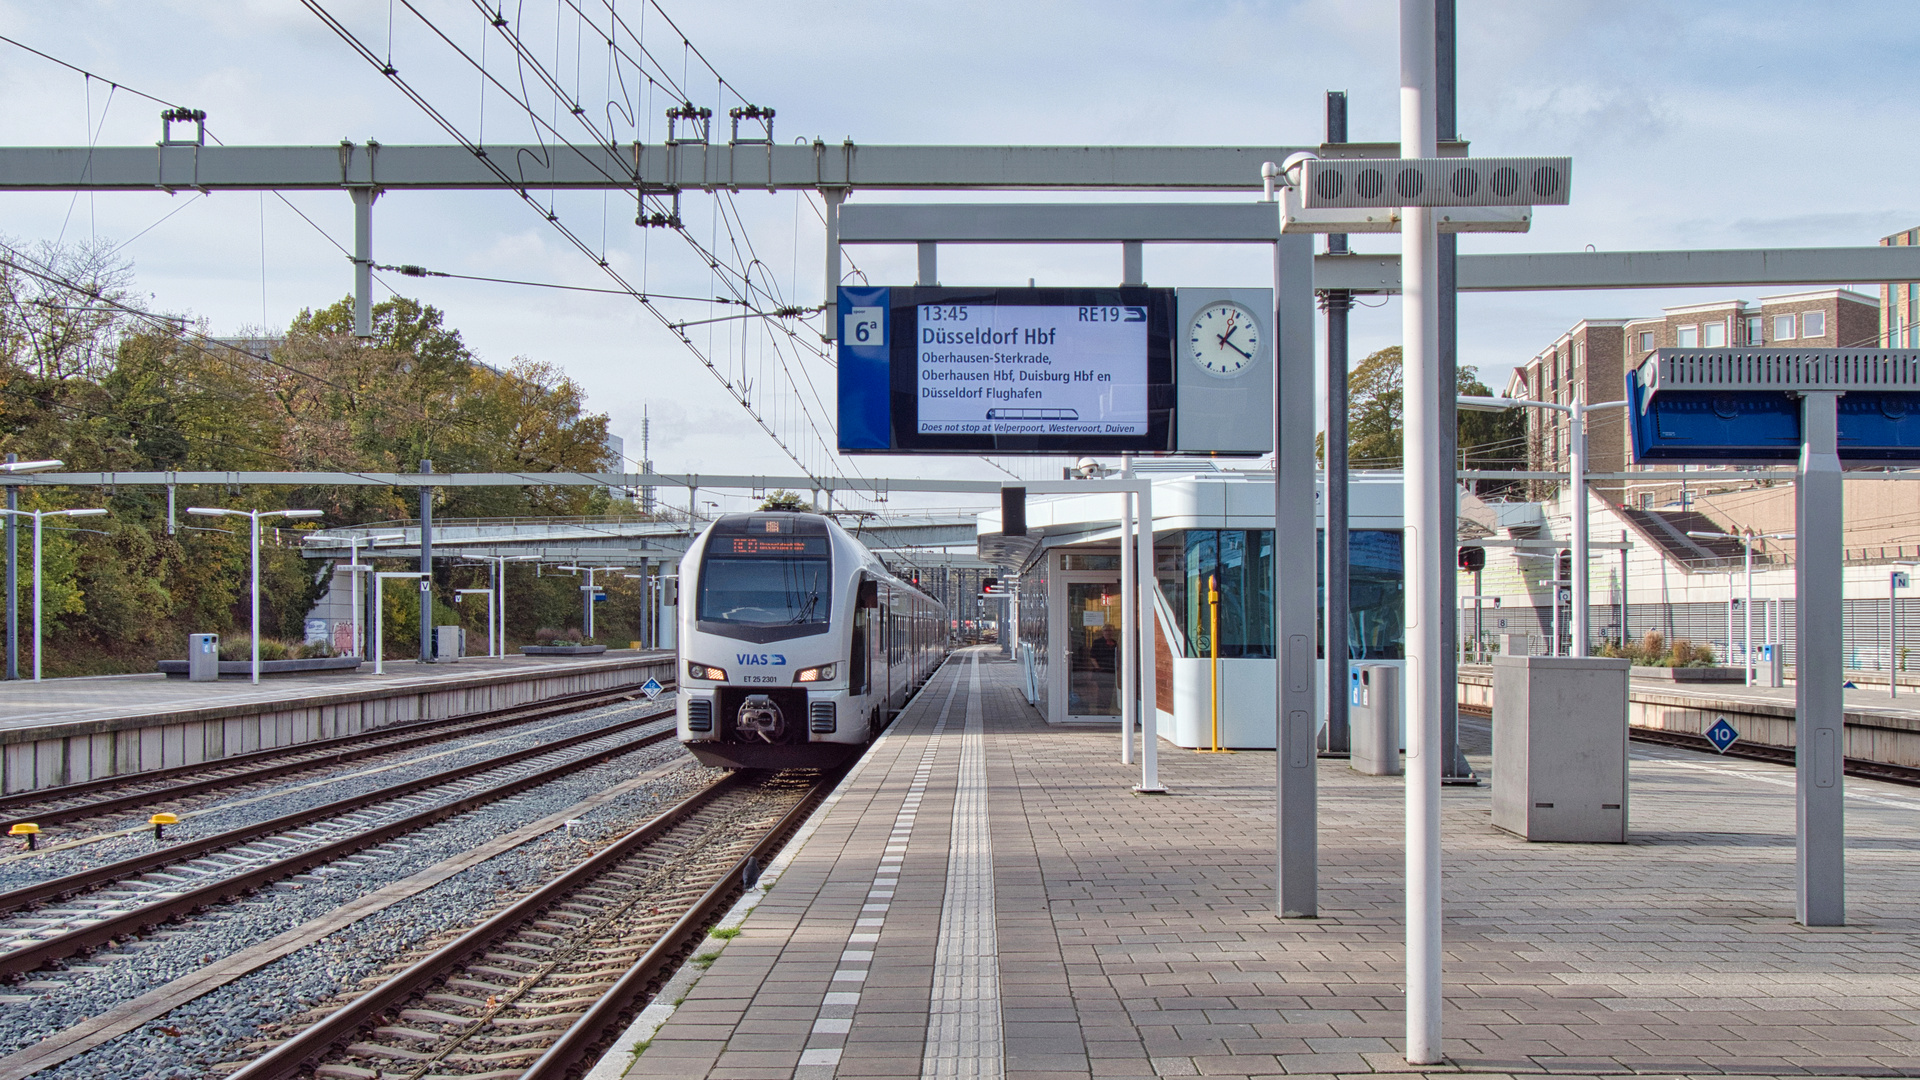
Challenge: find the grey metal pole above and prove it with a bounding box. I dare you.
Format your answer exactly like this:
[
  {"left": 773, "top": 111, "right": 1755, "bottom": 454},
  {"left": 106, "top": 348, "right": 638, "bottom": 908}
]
[
  {"left": 1891, "top": 569, "right": 1898, "bottom": 701},
  {"left": 584, "top": 569, "right": 595, "bottom": 640},
  {"left": 5, "top": 452, "right": 16, "bottom": 681},
  {"left": 1746, "top": 536, "right": 1756, "bottom": 688},
  {"left": 1119, "top": 487, "right": 1136, "bottom": 765},
  {"left": 1570, "top": 398, "right": 1591, "bottom": 658},
  {"left": 1275, "top": 231, "right": 1318, "bottom": 916},
  {"left": 1436, "top": 0, "right": 1472, "bottom": 783},
  {"left": 1796, "top": 390, "right": 1845, "bottom": 926},
  {"left": 250, "top": 511, "right": 262, "bottom": 685},
  {"left": 419, "top": 459, "right": 433, "bottom": 662},
  {"left": 351, "top": 187, "right": 374, "bottom": 339},
  {"left": 1401, "top": 0, "right": 1444, "bottom": 1060},
  {"left": 822, "top": 189, "right": 845, "bottom": 338},
  {"left": 1321, "top": 90, "right": 1352, "bottom": 760}
]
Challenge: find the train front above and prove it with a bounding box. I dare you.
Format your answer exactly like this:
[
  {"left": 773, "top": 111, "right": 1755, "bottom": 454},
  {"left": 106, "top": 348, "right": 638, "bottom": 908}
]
[{"left": 677, "top": 513, "right": 863, "bottom": 769}]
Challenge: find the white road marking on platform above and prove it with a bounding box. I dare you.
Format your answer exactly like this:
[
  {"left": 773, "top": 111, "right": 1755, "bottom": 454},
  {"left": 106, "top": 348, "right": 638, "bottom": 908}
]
[{"left": 923, "top": 652, "right": 1001, "bottom": 1080}]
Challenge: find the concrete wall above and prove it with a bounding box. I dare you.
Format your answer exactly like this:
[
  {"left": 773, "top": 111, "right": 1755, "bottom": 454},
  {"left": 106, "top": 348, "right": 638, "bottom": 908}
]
[{"left": 0, "top": 654, "right": 674, "bottom": 794}]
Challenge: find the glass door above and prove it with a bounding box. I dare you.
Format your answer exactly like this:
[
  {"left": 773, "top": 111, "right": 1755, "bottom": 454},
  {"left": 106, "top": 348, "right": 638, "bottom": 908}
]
[{"left": 1065, "top": 581, "right": 1124, "bottom": 718}]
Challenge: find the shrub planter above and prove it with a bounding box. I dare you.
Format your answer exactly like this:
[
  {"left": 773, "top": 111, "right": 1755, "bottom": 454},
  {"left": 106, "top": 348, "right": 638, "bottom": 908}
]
[
  {"left": 1628, "top": 665, "right": 1746, "bottom": 683},
  {"left": 158, "top": 656, "right": 364, "bottom": 679},
  {"left": 519, "top": 644, "right": 609, "bottom": 657}
]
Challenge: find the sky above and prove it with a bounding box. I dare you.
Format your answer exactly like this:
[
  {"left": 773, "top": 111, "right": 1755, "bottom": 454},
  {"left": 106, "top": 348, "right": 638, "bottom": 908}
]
[{"left": 0, "top": 0, "right": 1916, "bottom": 516}]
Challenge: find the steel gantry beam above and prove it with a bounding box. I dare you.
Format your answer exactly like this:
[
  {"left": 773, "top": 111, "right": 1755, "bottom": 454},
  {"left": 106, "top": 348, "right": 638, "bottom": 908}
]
[{"left": 0, "top": 142, "right": 1326, "bottom": 193}]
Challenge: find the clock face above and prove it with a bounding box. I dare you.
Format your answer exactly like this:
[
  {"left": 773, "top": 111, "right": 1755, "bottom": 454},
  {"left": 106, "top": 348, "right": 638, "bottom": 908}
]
[{"left": 1187, "top": 302, "right": 1260, "bottom": 378}]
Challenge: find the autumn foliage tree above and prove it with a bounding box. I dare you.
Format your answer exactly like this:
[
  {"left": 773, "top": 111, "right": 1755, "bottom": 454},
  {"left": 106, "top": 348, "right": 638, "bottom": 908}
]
[{"left": 0, "top": 241, "right": 626, "bottom": 673}]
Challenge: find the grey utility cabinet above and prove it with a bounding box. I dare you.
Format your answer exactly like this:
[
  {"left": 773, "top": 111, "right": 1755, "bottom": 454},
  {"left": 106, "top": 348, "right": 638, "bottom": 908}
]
[
  {"left": 1491, "top": 655, "right": 1630, "bottom": 842},
  {"left": 432, "top": 625, "right": 466, "bottom": 663},
  {"left": 1350, "top": 664, "right": 1402, "bottom": 776}
]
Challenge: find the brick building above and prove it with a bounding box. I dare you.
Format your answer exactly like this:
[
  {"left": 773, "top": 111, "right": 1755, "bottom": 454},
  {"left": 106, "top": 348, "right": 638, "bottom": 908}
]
[{"left": 1506, "top": 288, "right": 1880, "bottom": 507}]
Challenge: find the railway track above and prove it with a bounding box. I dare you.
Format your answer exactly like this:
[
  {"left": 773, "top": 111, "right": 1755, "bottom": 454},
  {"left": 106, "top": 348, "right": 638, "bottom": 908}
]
[
  {"left": 0, "top": 679, "right": 675, "bottom": 832},
  {"left": 226, "top": 768, "right": 837, "bottom": 1080},
  {"left": 0, "top": 709, "right": 683, "bottom": 980},
  {"left": 1457, "top": 702, "right": 1920, "bottom": 787}
]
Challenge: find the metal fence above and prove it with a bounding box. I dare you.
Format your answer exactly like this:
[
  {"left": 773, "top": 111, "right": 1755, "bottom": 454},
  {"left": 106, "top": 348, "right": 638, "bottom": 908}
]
[{"left": 1462, "top": 598, "right": 1920, "bottom": 673}]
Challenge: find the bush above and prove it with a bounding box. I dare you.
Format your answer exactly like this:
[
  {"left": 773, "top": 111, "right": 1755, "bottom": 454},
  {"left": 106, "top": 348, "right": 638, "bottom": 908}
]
[
  {"left": 214, "top": 635, "right": 325, "bottom": 662},
  {"left": 534, "top": 626, "right": 584, "bottom": 646}
]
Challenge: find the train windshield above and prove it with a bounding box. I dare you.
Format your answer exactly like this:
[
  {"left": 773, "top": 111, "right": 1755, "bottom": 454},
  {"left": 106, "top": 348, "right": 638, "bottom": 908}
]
[{"left": 698, "top": 535, "right": 832, "bottom": 628}]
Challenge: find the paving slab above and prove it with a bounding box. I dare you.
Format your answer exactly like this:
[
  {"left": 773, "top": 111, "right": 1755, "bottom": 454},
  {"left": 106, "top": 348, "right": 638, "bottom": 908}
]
[{"left": 629, "top": 648, "right": 1920, "bottom": 1079}]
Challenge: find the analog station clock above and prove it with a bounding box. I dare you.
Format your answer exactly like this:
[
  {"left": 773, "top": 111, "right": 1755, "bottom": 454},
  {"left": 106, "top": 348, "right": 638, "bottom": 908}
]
[{"left": 1186, "top": 301, "right": 1260, "bottom": 377}]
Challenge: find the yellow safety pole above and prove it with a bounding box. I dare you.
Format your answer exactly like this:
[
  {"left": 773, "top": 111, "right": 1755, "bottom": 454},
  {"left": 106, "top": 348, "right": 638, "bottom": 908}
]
[{"left": 1201, "top": 573, "right": 1232, "bottom": 753}]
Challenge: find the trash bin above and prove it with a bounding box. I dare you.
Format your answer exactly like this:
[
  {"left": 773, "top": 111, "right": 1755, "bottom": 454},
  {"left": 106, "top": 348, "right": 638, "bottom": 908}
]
[
  {"left": 1491, "top": 655, "right": 1630, "bottom": 842},
  {"left": 1351, "top": 664, "right": 1402, "bottom": 776},
  {"left": 1757, "top": 644, "right": 1785, "bottom": 688},
  {"left": 188, "top": 633, "right": 220, "bottom": 682}
]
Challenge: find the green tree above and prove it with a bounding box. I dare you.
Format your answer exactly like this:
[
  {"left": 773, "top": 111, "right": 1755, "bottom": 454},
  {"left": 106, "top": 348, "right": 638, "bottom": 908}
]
[
  {"left": 759, "top": 489, "right": 811, "bottom": 511},
  {"left": 1335, "top": 346, "right": 1528, "bottom": 495}
]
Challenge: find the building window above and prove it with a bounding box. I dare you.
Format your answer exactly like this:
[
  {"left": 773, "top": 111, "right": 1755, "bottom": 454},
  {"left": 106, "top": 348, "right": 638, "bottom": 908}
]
[
  {"left": 1774, "top": 313, "right": 1796, "bottom": 340},
  {"left": 1637, "top": 492, "right": 1653, "bottom": 510},
  {"left": 1637, "top": 330, "right": 1654, "bottom": 353},
  {"left": 1677, "top": 325, "right": 1699, "bottom": 347},
  {"left": 1573, "top": 341, "right": 1585, "bottom": 371},
  {"left": 1802, "top": 310, "right": 1826, "bottom": 338},
  {"left": 1701, "top": 320, "right": 1726, "bottom": 347},
  {"left": 1744, "top": 315, "right": 1764, "bottom": 345}
]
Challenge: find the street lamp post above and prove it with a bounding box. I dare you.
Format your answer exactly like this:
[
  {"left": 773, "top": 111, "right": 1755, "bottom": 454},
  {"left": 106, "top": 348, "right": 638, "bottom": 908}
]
[
  {"left": 461, "top": 554, "right": 539, "bottom": 658},
  {"left": 302, "top": 532, "right": 403, "bottom": 660},
  {"left": 1687, "top": 529, "right": 1794, "bottom": 685},
  {"left": 186, "top": 507, "right": 322, "bottom": 683},
  {"left": 558, "top": 565, "right": 625, "bottom": 640},
  {"left": 0, "top": 459, "right": 67, "bottom": 680},
  {"left": 0, "top": 503, "right": 105, "bottom": 681},
  {"left": 372, "top": 571, "right": 429, "bottom": 675},
  {"left": 1461, "top": 394, "right": 1628, "bottom": 657},
  {"left": 454, "top": 589, "right": 496, "bottom": 656}
]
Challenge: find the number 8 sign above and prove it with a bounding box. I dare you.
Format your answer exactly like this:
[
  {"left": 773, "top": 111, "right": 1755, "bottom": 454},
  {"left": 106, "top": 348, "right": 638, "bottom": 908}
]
[{"left": 844, "top": 306, "right": 884, "bottom": 346}]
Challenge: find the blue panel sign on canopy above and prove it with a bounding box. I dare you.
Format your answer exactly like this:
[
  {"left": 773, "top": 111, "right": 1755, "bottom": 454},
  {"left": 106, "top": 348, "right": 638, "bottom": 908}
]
[{"left": 1627, "top": 348, "right": 1920, "bottom": 465}]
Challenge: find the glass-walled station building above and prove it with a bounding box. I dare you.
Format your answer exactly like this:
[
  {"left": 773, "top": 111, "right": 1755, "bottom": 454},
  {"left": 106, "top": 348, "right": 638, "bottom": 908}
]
[{"left": 977, "top": 468, "right": 1405, "bottom": 749}]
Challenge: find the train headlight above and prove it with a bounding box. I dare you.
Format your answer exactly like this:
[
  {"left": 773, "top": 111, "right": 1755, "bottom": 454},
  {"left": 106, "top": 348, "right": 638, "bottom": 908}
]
[
  {"left": 687, "top": 660, "right": 728, "bottom": 681},
  {"left": 794, "top": 663, "right": 836, "bottom": 683}
]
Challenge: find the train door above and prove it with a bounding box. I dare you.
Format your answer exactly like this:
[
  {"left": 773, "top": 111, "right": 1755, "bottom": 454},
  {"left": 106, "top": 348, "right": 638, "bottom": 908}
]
[{"left": 851, "top": 579, "right": 876, "bottom": 729}]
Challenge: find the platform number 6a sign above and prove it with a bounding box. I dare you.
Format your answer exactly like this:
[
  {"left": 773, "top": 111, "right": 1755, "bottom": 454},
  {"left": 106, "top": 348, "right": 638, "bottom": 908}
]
[{"left": 844, "top": 307, "right": 884, "bottom": 347}]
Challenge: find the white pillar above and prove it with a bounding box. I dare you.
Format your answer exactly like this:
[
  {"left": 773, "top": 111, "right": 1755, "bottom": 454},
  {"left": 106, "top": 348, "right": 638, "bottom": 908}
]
[
  {"left": 1135, "top": 479, "right": 1163, "bottom": 793},
  {"left": 1401, "top": 0, "right": 1444, "bottom": 1063},
  {"left": 250, "top": 512, "right": 262, "bottom": 685},
  {"left": 30, "top": 514, "right": 41, "bottom": 682}
]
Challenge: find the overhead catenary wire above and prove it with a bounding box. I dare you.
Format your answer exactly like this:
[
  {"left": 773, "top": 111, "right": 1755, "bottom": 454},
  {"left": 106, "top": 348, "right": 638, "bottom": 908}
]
[{"left": 306, "top": 0, "right": 839, "bottom": 488}]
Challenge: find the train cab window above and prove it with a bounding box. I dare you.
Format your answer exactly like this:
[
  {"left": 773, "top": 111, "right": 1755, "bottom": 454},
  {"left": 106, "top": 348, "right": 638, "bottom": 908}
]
[{"left": 697, "top": 531, "right": 831, "bottom": 638}]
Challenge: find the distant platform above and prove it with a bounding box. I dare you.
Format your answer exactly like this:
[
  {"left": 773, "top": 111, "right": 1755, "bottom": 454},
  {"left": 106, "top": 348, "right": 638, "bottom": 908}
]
[
  {"left": 0, "top": 650, "right": 674, "bottom": 793},
  {"left": 615, "top": 648, "right": 1920, "bottom": 1079}
]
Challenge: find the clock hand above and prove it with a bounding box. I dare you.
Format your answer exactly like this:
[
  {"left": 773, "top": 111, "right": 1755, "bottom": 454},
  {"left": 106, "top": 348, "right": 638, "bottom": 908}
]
[{"left": 1223, "top": 339, "right": 1253, "bottom": 360}]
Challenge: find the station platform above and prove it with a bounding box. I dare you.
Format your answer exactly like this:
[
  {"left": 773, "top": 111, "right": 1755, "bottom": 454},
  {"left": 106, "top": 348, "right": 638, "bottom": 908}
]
[
  {"left": 0, "top": 650, "right": 673, "bottom": 793},
  {"left": 629, "top": 647, "right": 1920, "bottom": 1080}
]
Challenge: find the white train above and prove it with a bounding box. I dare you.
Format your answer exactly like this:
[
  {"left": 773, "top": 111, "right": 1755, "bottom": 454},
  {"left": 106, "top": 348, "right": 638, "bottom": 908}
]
[{"left": 677, "top": 512, "right": 949, "bottom": 769}]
